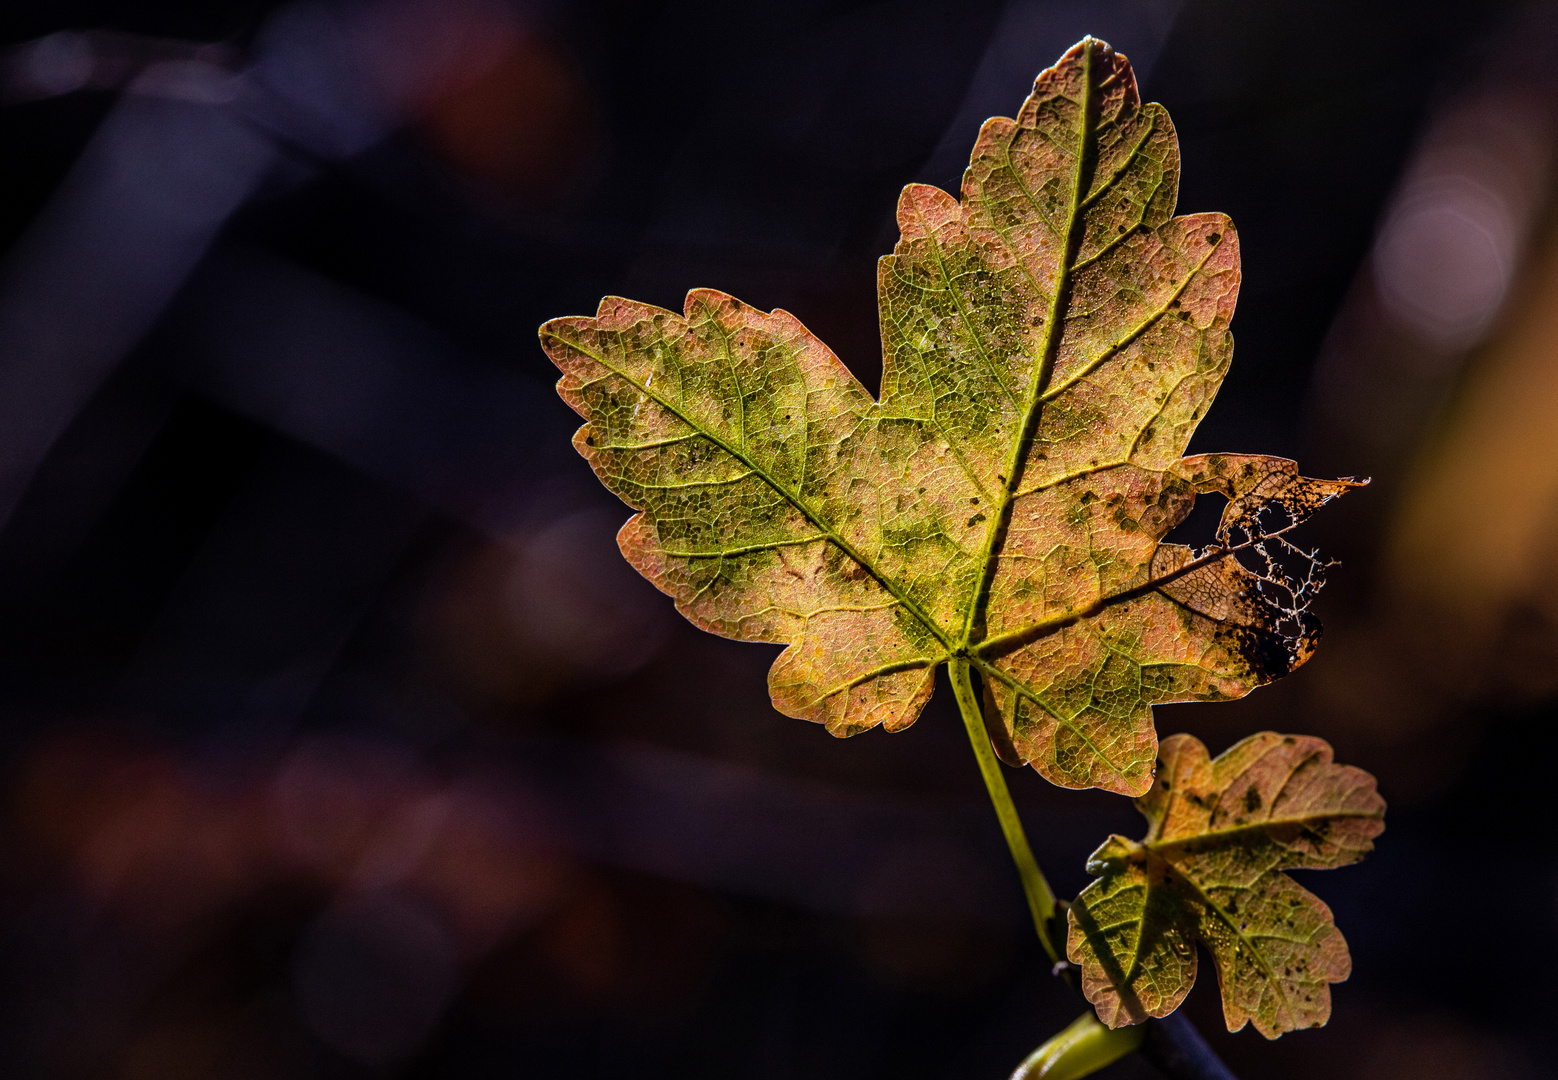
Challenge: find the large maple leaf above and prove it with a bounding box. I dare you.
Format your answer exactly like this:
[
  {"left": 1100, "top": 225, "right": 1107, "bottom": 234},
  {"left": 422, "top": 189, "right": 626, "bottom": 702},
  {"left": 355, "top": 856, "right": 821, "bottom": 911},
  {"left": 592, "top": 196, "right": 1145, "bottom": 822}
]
[
  {"left": 538, "top": 38, "right": 1361, "bottom": 796},
  {"left": 1066, "top": 732, "right": 1386, "bottom": 1037}
]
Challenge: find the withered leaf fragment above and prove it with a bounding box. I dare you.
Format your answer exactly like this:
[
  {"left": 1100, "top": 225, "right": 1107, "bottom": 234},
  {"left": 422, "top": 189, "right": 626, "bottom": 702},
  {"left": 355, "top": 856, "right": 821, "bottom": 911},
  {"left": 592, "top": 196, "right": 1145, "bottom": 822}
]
[
  {"left": 1067, "top": 732, "right": 1385, "bottom": 1037},
  {"left": 538, "top": 38, "right": 1363, "bottom": 795}
]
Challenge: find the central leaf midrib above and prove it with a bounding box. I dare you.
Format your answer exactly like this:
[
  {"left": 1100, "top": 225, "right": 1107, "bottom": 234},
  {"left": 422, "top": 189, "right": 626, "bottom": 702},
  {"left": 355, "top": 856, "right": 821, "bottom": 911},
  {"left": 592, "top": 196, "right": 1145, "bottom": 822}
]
[
  {"left": 1148, "top": 811, "right": 1382, "bottom": 858},
  {"left": 957, "top": 41, "right": 1098, "bottom": 652}
]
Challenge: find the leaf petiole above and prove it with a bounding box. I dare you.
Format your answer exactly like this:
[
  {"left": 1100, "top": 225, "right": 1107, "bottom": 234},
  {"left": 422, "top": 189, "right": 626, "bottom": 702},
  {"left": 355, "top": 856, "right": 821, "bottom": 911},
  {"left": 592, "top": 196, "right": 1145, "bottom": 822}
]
[
  {"left": 1012, "top": 1011, "right": 1144, "bottom": 1080},
  {"left": 948, "top": 657, "right": 1062, "bottom": 966}
]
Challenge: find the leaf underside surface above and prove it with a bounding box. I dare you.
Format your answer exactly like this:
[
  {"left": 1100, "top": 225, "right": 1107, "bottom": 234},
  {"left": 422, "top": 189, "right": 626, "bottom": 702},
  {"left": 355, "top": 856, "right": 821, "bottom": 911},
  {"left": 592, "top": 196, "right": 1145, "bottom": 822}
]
[
  {"left": 539, "top": 38, "right": 1363, "bottom": 796},
  {"left": 1067, "top": 732, "right": 1385, "bottom": 1037}
]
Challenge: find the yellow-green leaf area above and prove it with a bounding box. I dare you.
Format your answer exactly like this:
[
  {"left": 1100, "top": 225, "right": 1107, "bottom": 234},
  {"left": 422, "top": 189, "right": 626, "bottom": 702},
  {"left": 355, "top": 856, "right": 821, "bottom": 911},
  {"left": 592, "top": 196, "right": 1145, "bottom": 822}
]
[
  {"left": 1066, "top": 732, "right": 1386, "bottom": 1037},
  {"left": 538, "top": 38, "right": 1363, "bottom": 795}
]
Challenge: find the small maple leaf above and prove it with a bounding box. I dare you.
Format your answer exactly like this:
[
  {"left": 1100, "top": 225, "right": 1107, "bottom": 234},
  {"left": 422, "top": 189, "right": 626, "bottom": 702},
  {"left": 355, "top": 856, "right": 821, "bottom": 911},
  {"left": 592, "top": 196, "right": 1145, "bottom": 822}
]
[
  {"left": 1066, "top": 732, "right": 1386, "bottom": 1038},
  {"left": 538, "top": 38, "right": 1363, "bottom": 795}
]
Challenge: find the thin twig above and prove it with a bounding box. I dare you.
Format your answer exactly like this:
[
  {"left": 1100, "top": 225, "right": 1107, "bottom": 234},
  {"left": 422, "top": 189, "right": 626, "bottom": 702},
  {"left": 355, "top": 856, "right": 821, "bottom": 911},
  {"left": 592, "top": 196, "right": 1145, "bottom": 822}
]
[{"left": 1141, "top": 1013, "right": 1241, "bottom": 1080}]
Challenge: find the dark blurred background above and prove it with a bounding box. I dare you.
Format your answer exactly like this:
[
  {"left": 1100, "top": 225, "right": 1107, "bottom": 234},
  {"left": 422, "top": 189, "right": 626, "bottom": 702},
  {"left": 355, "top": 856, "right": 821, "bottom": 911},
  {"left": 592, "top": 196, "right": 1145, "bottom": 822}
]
[{"left": 0, "top": 1, "right": 1552, "bottom": 1077}]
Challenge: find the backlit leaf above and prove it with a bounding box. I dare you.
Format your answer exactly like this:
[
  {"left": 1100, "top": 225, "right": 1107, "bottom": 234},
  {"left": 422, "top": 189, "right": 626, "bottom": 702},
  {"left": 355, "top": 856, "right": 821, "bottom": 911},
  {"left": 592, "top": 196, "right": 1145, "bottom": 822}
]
[
  {"left": 537, "top": 38, "right": 1362, "bottom": 795},
  {"left": 1066, "top": 732, "right": 1386, "bottom": 1037}
]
